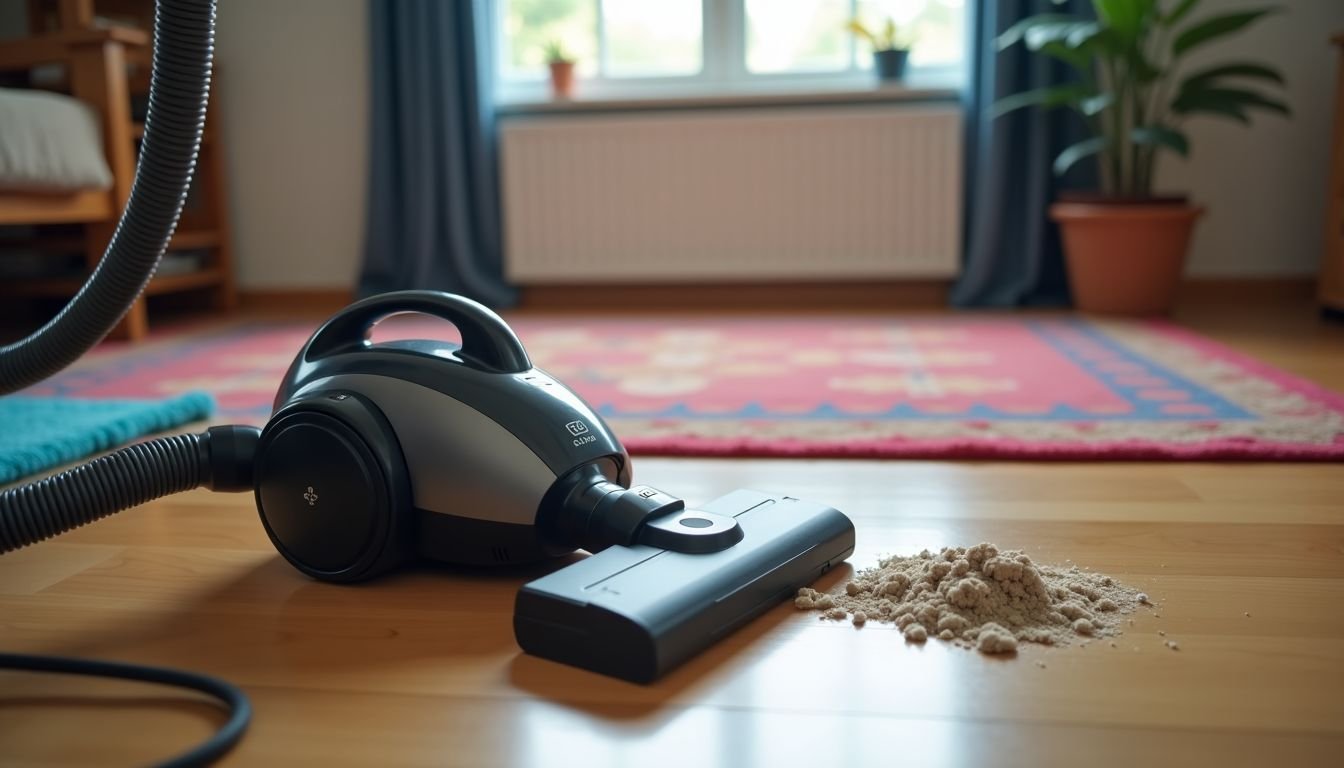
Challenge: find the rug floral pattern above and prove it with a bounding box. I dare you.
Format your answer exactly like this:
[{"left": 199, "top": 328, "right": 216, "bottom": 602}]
[{"left": 25, "top": 316, "right": 1344, "bottom": 460}]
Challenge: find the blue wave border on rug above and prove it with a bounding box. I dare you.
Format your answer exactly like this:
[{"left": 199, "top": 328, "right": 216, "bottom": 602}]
[{"left": 0, "top": 392, "right": 215, "bottom": 485}]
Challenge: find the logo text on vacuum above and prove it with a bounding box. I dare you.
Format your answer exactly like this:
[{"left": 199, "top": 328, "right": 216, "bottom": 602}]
[
  {"left": 303, "top": 486, "right": 319, "bottom": 507},
  {"left": 566, "top": 420, "right": 596, "bottom": 446}
]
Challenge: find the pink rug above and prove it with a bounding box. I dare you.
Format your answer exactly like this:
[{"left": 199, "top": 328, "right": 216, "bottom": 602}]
[{"left": 24, "top": 315, "right": 1344, "bottom": 460}]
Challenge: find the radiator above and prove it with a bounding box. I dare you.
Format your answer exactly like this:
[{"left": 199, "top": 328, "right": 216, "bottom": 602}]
[{"left": 499, "top": 104, "right": 963, "bottom": 283}]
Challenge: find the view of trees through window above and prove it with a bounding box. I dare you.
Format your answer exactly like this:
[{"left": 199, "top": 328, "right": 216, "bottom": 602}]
[{"left": 498, "top": 0, "right": 966, "bottom": 92}]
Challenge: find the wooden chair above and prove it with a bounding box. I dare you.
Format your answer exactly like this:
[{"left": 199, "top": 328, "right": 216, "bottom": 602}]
[
  {"left": 2, "top": 0, "right": 238, "bottom": 341},
  {"left": 0, "top": 26, "right": 149, "bottom": 337}
]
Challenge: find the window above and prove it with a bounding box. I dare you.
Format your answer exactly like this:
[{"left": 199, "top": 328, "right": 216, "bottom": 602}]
[{"left": 495, "top": 0, "right": 967, "bottom": 102}]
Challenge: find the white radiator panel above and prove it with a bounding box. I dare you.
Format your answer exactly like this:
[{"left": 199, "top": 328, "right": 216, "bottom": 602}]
[{"left": 500, "top": 105, "right": 963, "bottom": 283}]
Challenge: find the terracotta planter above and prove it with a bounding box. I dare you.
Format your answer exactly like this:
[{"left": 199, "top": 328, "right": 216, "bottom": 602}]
[
  {"left": 1050, "top": 201, "right": 1204, "bottom": 316},
  {"left": 548, "top": 60, "right": 575, "bottom": 99}
]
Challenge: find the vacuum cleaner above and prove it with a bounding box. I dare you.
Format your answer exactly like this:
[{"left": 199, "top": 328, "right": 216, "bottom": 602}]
[{"left": 0, "top": 0, "right": 854, "bottom": 763}]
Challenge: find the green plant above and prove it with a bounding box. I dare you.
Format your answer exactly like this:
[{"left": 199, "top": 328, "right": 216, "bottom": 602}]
[
  {"left": 995, "top": 0, "right": 1289, "bottom": 198},
  {"left": 542, "top": 39, "right": 573, "bottom": 64},
  {"left": 846, "top": 17, "right": 910, "bottom": 51}
]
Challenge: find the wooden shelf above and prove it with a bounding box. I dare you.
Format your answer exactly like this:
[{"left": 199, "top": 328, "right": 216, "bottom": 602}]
[
  {"left": 169, "top": 229, "right": 220, "bottom": 250},
  {"left": 0, "top": 267, "right": 225, "bottom": 298},
  {"left": 1, "top": 228, "right": 220, "bottom": 252}
]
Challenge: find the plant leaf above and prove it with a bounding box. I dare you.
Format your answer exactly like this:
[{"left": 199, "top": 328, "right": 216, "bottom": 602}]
[
  {"left": 1080, "top": 92, "right": 1116, "bottom": 116},
  {"left": 1173, "top": 8, "right": 1278, "bottom": 57},
  {"left": 1172, "top": 86, "right": 1291, "bottom": 121},
  {"left": 1038, "top": 40, "right": 1094, "bottom": 72},
  {"left": 846, "top": 19, "right": 878, "bottom": 48},
  {"left": 1024, "top": 21, "right": 1106, "bottom": 52},
  {"left": 1053, "top": 136, "right": 1109, "bottom": 176},
  {"left": 1093, "top": 0, "right": 1154, "bottom": 45},
  {"left": 1162, "top": 0, "right": 1201, "bottom": 27},
  {"left": 991, "top": 83, "right": 1098, "bottom": 118},
  {"left": 1180, "top": 62, "right": 1285, "bottom": 92},
  {"left": 998, "top": 14, "right": 1081, "bottom": 49},
  {"left": 1132, "top": 125, "right": 1190, "bottom": 156}
]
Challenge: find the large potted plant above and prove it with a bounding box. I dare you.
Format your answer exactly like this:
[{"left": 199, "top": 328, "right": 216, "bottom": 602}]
[{"left": 996, "top": 0, "right": 1288, "bottom": 314}]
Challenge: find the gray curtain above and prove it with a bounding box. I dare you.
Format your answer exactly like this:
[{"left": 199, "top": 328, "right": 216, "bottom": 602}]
[
  {"left": 359, "top": 0, "right": 517, "bottom": 307},
  {"left": 952, "top": 0, "right": 1098, "bottom": 307}
]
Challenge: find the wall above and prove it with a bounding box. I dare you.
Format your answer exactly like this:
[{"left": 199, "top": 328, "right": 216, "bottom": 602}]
[
  {"left": 6, "top": 1, "right": 1338, "bottom": 284},
  {"left": 214, "top": 0, "right": 368, "bottom": 290},
  {"left": 1157, "top": 0, "right": 1344, "bottom": 277}
]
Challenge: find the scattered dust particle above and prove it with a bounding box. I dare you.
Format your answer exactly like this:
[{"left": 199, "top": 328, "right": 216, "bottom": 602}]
[
  {"left": 815, "top": 594, "right": 835, "bottom": 610},
  {"left": 827, "top": 608, "right": 847, "bottom": 620},
  {"left": 1136, "top": 593, "right": 1151, "bottom": 604},
  {"left": 1109, "top": 642, "right": 1117, "bottom": 648},
  {"left": 904, "top": 624, "right": 928, "bottom": 642},
  {"left": 1161, "top": 564, "right": 1167, "bottom": 568},
  {"left": 1165, "top": 640, "right": 1181, "bottom": 651},
  {"left": 1158, "top": 630, "right": 1166, "bottom": 636},
  {"left": 852, "top": 611, "right": 867, "bottom": 625},
  {"left": 1244, "top": 612, "right": 1251, "bottom": 617},
  {"left": 1133, "top": 646, "right": 1140, "bottom": 652},
  {"left": 1154, "top": 614, "right": 1162, "bottom": 619},
  {"left": 1035, "top": 660, "right": 1047, "bottom": 669},
  {"left": 1128, "top": 619, "right": 1135, "bottom": 626}
]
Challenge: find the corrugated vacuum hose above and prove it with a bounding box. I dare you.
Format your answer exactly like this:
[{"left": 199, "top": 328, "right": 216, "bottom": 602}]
[
  {"left": 0, "top": 1, "right": 254, "bottom": 765},
  {"left": 0, "top": 426, "right": 259, "bottom": 554},
  {"left": 0, "top": 0, "right": 215, "bottom": 394}
]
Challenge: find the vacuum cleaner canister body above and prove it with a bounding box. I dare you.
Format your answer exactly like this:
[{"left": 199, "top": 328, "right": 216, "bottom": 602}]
[{"left": 253, "top": 291, "right": 855, "bottom": 682}]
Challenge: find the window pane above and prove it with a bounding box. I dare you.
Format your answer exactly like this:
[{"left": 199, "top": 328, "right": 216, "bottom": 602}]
[
  {"left": 746, "top": 0, "right": 850, "bottom": 74},
  {"left": 854, "top": 0, "right": 965, "bottom": 68},
  {"left": 603, "top": 0, "right": 702, "bottom": 77},
  {"left": 502, "top": 0, "right": 599, "bottom": 78}
]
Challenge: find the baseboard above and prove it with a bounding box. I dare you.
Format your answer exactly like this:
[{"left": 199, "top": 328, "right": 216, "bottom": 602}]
[
  {"left": 237, "top": 288, "right": 355, "bottom": 314},
  {"left": 1178, "top": 277, "right": 1316, "bottom": 306},
  {"left": 516, "top": 280, "right": 952, "bottom": 312}
]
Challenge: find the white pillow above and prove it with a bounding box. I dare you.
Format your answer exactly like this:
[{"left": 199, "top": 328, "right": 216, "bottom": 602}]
[{"left": 0, "top": 87, "right": 114, "bottom": 192}]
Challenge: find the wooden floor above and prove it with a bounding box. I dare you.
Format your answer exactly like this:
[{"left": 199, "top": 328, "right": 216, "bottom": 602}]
[{"left": 2, "top": 300, "right": 1343, "bottom": 767}]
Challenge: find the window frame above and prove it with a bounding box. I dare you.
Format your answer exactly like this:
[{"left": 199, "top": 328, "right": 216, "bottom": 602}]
[{"left": 493, "top": 0, "right": 968, "bottom": 105}]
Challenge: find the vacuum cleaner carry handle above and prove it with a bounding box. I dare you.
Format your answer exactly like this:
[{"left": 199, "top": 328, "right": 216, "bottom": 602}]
[{"left": 304, "top": 291, "right": 532, "bottom": 373}]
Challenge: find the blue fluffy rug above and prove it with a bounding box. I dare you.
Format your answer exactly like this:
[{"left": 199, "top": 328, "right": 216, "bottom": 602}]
[{"left": 0, "top": 392, "right": 214, "bottom": 484}]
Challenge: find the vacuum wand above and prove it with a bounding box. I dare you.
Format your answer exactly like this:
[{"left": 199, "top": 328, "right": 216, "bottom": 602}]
[{"left": 544, "top": 463, "right": 745, "bottom": 555}]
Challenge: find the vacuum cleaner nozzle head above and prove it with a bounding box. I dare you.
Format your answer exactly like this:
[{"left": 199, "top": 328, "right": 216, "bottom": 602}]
[{"left": 515, "top": 489, "right": 855, "bottom": 683}]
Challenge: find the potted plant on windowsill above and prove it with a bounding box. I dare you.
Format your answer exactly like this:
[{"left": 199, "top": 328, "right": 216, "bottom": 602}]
[
  {"left": 996, "top": 0, "right": 1289, "bottom": 315},
  {"left": 544, "top": 40, "right": 576, "bottom": 99},
  {"left": 846, "top": 17, "right": 911, "bottom": 82}
]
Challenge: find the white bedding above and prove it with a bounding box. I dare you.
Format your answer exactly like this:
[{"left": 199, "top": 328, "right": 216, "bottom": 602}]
[{"left": 0, "top": 87, "right": 114, "bottom": 193}]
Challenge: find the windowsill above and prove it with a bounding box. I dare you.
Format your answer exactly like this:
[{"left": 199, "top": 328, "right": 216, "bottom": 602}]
[{"left": 496, "top": 80, "right": 962, "bottom": 117}]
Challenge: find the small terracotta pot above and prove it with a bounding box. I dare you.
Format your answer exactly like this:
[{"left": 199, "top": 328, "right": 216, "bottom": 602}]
[
  {"left": 548, "top": 60, "right": 575, "bottom": 99},
  {"left": 1050, "top": 201, "right": 1204, "bottom": 316}
]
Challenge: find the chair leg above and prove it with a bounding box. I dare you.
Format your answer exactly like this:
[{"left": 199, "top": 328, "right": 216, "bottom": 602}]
[{"left": 108, "top": 297, "right": 150, "bottom": 342}]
